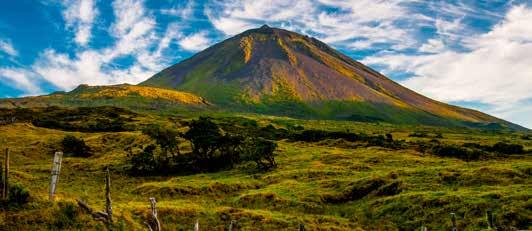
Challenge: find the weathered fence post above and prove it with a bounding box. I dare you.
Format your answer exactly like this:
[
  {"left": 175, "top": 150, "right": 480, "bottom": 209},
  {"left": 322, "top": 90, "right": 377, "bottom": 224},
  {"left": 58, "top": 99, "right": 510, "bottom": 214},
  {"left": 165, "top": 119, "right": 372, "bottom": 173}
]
[
  {"left": 420, "top": 225, "right": 427, "bottom": 231},
  {"left": 49, "top": 151, "right": 63, "bottom": 201},
  {"left": 147, "top": 197, "right": 160, "bottom": 231},
  {"left": 194, "top": 219, "right": 199, "bottom": 231},
  {"left": 450, "top": 212, "right": 457, "bottom": 231},
  {"left": 2, "top": 148, "right": 9, "bottom": 201},
  {"left": 228, "top": 220, "right": 236, "bottom": 231},
  {"left": 105, "top": 167, "right": 113, "bottom": 229},
  {"left": 487, "top": 210, "right": 495, "bottom": 230}
]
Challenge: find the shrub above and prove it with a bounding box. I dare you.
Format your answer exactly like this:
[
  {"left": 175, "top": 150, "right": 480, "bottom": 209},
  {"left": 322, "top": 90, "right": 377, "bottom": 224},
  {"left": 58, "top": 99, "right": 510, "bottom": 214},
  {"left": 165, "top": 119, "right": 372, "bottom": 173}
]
[
  {"left": 8, "top": 183, "right": 30, "bottom": 206},
  {"left": 53, "top": 202, "right": 78, "bottom": 228},
  {"left": 385, "top": 133, "right": 393, "bottom": 141},
  {"left": 61, "top": 135, "right": 92, "bottom": 157},
  {"left": 257, "top": 125, "right": 289, "bottom": 140},
  {"left": 87, "top": 118, "right": 128, "bottom": 132},
  {"left": 491, "top": 142, "right": 524, "bottom": 154},
  {"left": 291, "top": 129, "right": 361, "bottom": 142},
  {"left": 429, "top": 144, "right": 482, "bottom": 161},
  {"left": 409, "top": 131, "right": 429, "bottom": 138},
  {"left": 30, "top": 106, "right": 134, "bottom": 132}
]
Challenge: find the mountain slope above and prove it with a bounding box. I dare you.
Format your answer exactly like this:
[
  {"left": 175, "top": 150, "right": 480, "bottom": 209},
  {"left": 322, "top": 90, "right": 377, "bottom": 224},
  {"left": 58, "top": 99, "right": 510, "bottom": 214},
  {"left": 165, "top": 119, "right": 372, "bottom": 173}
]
[
  {"left": 0, "top": 84, "right": 210, "bottom": 110},
  {"left": 142, "top": 25, "right": 523, "bottom": 130}
]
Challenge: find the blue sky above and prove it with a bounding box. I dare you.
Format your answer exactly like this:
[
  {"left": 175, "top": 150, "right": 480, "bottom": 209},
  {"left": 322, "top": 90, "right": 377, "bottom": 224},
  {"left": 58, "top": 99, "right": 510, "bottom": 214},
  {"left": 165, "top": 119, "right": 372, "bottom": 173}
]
[{"left": 0, "top": 0, "right": 531, "bottom": 128}]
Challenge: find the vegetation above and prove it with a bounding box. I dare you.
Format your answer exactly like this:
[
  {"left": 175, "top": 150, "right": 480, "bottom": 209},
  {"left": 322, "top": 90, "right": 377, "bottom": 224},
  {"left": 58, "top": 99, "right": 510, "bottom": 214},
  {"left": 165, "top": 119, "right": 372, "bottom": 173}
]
[
  {"left": 7, "top": 183, "right": 31, "bottom": 207},
  {"left": 62, "top": 135, "right": 92, "bottom": 157},
  {"left": 241, "top": 137, "right": 277, "bottom": 170},
  {"left": 0, "top": 109, "right": 530, "bottom": 230},
  {"left": 0, "top": 106, "right": 136, "bottom": 132},
  {"left": 127, "top": 117, "right": 278, "bottom": 175},
  {"left": 142, "top": 124, "right": 181, "bottom": 167}
]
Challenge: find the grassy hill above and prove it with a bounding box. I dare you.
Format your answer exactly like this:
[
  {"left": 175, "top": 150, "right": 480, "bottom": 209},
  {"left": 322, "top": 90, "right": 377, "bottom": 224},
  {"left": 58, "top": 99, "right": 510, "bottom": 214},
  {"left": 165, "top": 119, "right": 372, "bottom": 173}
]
[
  {"left": 0, "top": 107, "right": 530, "bottom": 230},
  {"left": 0, "top": 84, "right": 210, "bottom": 113}
]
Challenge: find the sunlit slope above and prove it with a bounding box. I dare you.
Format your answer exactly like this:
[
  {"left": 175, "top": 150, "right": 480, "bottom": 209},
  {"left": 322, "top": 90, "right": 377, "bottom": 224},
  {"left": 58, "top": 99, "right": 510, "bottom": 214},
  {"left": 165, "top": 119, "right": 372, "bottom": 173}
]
[
  {"left": 141, "top": 25, "right": 523, "bottom": 130},
  {"left": 0, "top": 84, "right": 210, "bottom": 110}
]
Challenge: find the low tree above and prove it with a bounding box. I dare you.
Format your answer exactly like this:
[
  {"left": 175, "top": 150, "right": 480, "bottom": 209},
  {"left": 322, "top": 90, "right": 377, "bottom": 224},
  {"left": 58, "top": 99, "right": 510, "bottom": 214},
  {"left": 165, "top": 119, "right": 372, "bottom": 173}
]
[
  {"left": 128, "top": 144, "right": 158, "bottom": 175},
  {"left": 142, "top": 124, "right": 181, "bottom": 166},
  {"left": 183, "top": 117, "right": 262, "bottom": 171},
  {"left": 183, "top": 117, "right": 227, "bottom": 171},
  {"left": 241, "top": 137, "right": 277, "bottom": 170},
  {"left": 218, "top": 134, "right": 244, "bottom": 168}
]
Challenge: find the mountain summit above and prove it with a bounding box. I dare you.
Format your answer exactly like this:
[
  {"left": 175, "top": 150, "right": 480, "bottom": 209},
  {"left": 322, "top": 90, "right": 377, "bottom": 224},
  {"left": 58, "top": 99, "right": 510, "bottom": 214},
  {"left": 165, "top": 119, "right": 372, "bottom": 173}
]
[{"left": 139, "top": 26, "right": 518, "bottom": 129}]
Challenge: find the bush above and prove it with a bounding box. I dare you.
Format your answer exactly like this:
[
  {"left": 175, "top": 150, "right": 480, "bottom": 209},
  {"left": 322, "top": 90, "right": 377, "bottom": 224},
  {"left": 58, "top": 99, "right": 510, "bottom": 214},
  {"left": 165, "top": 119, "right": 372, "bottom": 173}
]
[
  {"left": 409, "top": 131, "right": 429, "bottom": 138},
  {"left": 61, "top": 135, "right": 92, "bottom": 157},
  {"left": 30, "top": 106, "right": 135, "bottom": 132},
  {"left": 8, "top": 183, "right": 30, "bottom": 206},
  {"left": 429, "top": 144, "right": 482, "bottom": 161},
  {"left": 491, "top": 142, "right": 524, "bottom": 154},
  {"left": 290, "top": 129, "right": 362, "bottom": 142},
  {"left": 257, "top": 125, "right": 289, "bottom": 140},
  {"left": 53, "top": 202, "right": 78, "bottom": 228}
]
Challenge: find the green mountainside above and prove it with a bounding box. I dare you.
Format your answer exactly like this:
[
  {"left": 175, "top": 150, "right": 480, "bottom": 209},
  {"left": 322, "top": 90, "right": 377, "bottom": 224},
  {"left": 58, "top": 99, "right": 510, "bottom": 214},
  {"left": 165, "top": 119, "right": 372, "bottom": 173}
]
[{"left": 141, "top": 25, "right": 524, "bottom": 130}]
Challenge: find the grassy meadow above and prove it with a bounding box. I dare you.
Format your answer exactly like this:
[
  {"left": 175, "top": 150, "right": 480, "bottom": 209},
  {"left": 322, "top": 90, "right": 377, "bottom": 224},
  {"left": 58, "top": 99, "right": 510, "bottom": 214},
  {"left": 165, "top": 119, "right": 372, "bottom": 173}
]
[{"left": 0, "top": 107, "right": 530, "bottom": 230}]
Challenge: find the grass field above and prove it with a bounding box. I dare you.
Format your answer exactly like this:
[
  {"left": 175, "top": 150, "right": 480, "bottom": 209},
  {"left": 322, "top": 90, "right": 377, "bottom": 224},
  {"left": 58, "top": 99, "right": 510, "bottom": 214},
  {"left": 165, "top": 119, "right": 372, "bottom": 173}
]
[{"left": 0, "top": 109, "right": 530, "bottom": 230}]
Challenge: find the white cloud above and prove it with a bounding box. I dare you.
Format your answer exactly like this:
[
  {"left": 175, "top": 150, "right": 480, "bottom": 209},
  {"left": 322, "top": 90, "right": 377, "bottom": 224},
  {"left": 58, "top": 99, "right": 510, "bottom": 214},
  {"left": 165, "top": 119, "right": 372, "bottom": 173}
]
[
  {"left": 363, "top": 5, "right": 532, "bottom": 127},
  {"left": 0, "top": 39, "right": 17, "bottom": 56},
  {"left": 0, "top": 68, "right": 41, "bottom": 94},
  {"left": 160, "top": 0, "right": 194, "bottom": 19},
  {"left": 178, "top": 31, "right": 211, "bottom": 51},
  {"left": 206, "top": 0, "right": 423, "bottom": 50},
  {"left": 62, "top": 0, "right": 98, "bottom": 45},
  {"left": 419, "top": 39, "right": 446, "bottom": 53},
  {"left": 32, "top": 0, "right": 182, "bottom": 91}
]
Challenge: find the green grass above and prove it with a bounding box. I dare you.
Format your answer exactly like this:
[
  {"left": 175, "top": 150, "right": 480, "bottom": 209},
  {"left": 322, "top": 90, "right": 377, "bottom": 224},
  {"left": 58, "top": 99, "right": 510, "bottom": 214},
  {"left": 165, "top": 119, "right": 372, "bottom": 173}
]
[{"left": 0, "top": 111, "right": 530, "bottom": 230}]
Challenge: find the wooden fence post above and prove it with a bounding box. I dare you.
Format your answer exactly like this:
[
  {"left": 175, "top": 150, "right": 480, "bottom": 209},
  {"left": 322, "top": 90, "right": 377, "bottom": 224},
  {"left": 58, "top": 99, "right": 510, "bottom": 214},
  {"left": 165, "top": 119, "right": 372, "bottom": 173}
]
[
  {"left": 49, "top": 151, "right": 63, "bottom": 201},
  {"left": 148, "top": 197, "right": 161, "bottom": 231},
  {"left": 450, "top": 212, "right": 457, "bottom": 231},
  {"left": 194, "top": 219, "right": 199, "bottom": 231},
  {"left": 2, "top": 148, "right": 9, "bottom": 201},
  {"left": 487, "top": 210, "right": 495, "bottom": 230},
  {"left": 228, "top": 220, "right": 236, "bottom": 231},
  {"left": 105, "top": 167, "right": 113, "bottom": 229}
]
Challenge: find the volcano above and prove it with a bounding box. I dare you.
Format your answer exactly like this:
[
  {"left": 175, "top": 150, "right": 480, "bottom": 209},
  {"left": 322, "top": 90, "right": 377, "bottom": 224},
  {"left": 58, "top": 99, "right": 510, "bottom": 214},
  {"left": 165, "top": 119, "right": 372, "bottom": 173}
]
[{"left": 140, "top": 25, "right": 521, "bottom": 129}]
